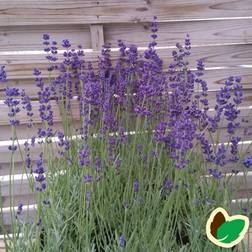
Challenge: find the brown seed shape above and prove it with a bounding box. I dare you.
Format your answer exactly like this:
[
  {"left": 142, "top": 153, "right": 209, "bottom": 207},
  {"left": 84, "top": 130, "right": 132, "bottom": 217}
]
[{"left": 210, "top": 211, "right": 226, "bottom": 238}]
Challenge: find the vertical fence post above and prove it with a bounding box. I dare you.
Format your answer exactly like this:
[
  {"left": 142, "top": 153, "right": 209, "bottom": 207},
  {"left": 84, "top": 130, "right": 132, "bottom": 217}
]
[{"left": 90, "top": 24, "right": 104, "bottom": 51}]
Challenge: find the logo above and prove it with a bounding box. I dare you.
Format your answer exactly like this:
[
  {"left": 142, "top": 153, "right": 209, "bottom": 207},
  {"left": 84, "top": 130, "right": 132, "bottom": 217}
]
[{"left": 206, "top": 207, "right": 249, "bottom": 248}]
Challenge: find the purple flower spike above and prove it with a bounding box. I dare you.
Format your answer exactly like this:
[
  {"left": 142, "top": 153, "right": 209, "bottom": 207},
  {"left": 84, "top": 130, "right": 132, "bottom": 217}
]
[
  {"left": 208, "top": 168, "right": 224, "bottom": 179},
  {"left": 133, "top": 180, "right": 139, "bottom": 193},
  {"left": 34, "top": 153, "right": 46, "bottom": 192},
  {"left": 4, "top": 87, "right": 21, "bottom": 126},
  {"left": 243, "top": 156, "right": 252, "bottom": 168},
  {"left": 119, "top": 234, "right": 126, "bottom": 248},
  {"left": 79, "top": 144, "right": 90, "bottom": 167},
  {"left": 0, "top": 65, "right": 7, "bottom": 82},
  {"left": 43, "top": 199, "right": 50, "bottom": 205},
  {"left": 43, "top": 34, "right": 50, "bottom": 41},
  {"left": 62, "top": 39, "right": 71, "bottom": 48},
  {"left": 20, "top": 89, "right": 33, "bottom": 128},
  {"left": 95, "top": 156, "right": 102, "bottom": 173},
  {"left": 115, "top": 159, "right": 122, "bottom": 175},
  {"left": 84, "top": 175, "right": 93, "bottom": 184},
  {"left": 163, "top": 177, "right": 173, "bottom": 191},
  {"left": 8, "top": 145, "right": 17, "bottom": 152},
  {"left": 16, "top": 203, "right": 23, "bottom": 215}
]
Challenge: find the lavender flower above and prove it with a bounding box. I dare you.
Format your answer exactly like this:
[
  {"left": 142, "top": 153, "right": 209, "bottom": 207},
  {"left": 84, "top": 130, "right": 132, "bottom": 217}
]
[
  {"left": 95, "top": 156, "right": 102, "bottom": 173},
  {"left": 34, "top": 153, "right": 46, "bottom": 192},
  {"left": 83, "top": 175, "right": 92, "bottom": 184},
  {"left": 229, "top": 136, "right": 241, "bottom": 162},
  {"left": 208, "top": 168, "right": 224, "bottom": 179},
  {"left": 16, "top": 203, "right": 23, "bottom": 215},
  {"left": 31, "top": 136, "right": 36, "bottom": 147},
  {"left": 24, "top": 141, "right": 32, "bottom": 171},
  {"left": 20, "top": 89, "right": 33, "bottom": 128},
  {"left": 33, "top": 68, "right": 54, "bottom": 141},
  {"left": 214, "top": 144, "right": 227, "bottom": 166},
  {"left": 79, "top": 144, "right": 90, "bottom": 167},
  {"left": 4, "top": 87, "right": 21, "bottom": 126},
  {"left": 62, "top": 39, "right": 71, "bottom": 48},
  {"left": 167, "top": 114, "right": 196, "bottom": 169},
  {"left": 243, "top": 156, "right": 252, "bottom": 168},
  {"left": 8, "top": 145, "right": 17, "bottom": 152},
  {"left": 114, "top": 159, "right": 122, "bottom": 175},
  {"left": 57, "top": 130, "right": 70, "bottom": 151},
  {"left": 107, "top": 136, "right": 117, "bottom": 161},
  {"left": 0, "top": 65, "right": 7, "bottom": 82},
  {"left": 43, "top": 199, "right": 50, "bottom": 206},
  {"left": 133, "top": 180, "right": 139, "bottom": 193},
  {"left": 163, "top": 177, "right": 173, "bottom": 191},
  {"left": 119, "top": 235, "right": 126, "bottom": 248}
]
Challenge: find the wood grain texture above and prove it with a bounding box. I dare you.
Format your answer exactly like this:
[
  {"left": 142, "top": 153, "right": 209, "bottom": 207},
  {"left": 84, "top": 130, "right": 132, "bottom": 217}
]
[
  {"left": 0, "top": 113, "right": 250, "bottom": 142},
  {"left": 0, "top": 135, "right": 251, "bottom": 177},
  {"left": 0, "top": 0, "right": 252, "bottom": 26},
  {"left": 0, "top": 19, "right": 251, "bottom": 52},
  {"left": 0, "top": 25, "right": 91, "bottom": 52},
  {"left": 1, "top": 45, "right": 252, "bottom": 86},
  {"left": 0, "top": 99, "right": 80, "bottom": 126},
  {"left": 0, "top": 125, "right": 251, "bottom": 177},
  {"left": 0, "top": 121, "right": 81, "bottom": 141},
  {"left": 0, "top": 90, "right": 252, "bottom": 127},
  {"left": 2, "top": 65, "right": 252, "bottom": 100},
  {"left": 1, "top": 161, "right": 252, "bottom": 224},
  {"left": 104, "top": 19, "right": 252, "bottom": 47},
  {"left": 0, "top": 118, "right": 251, "bottom": 169},
  {"left": 90, "top": 24, "right": 104, "bottom": 50}
]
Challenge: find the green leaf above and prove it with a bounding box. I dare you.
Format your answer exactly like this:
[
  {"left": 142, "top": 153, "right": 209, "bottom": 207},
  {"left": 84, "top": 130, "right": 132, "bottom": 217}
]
[{"left": 216, "top": 219, "right": 245, "bottom": 244}]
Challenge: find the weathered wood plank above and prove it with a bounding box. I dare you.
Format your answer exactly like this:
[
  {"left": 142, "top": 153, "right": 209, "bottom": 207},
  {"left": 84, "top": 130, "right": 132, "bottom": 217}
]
[
  {"left": 0, "top": 25, "right": 91, "bottom": 52},
  {"left": 1, "top": 45, "right": 252, "bottom": 87},
  {"left": 0, "top": 109, "right": 250, "bottom": 142},
  {"left": 0, "top": 125, "right": 251, "bottom": 176},
  {"left": 90, "top": 24, "right": 104, "bottom": 51},
  {"left": 0, "top": 90, "right": 252, "bottom": 127},
  {"left": 2, "top": 166, "right": 252, "bottom": 223},
  {"left": 0, "top": 99, "right": 80, "bottom": 126},
  {"left": 1, "top": 19, "right": 252, "bottom": 52},
  {"left": 0, "top": 0, "right": 252, "bottom": 26},
  {"left": 104, "top": 19, "right": 252, "bottom": 47},
  {"left": 0, "top": 135, "right": 251, "bottom": 177},
  {"left": 2, "top": 194, "right": 35, "bottom": 209},
  {"left": 0, "top": 121, "right": 81, "bottom": 141},
  {"left": 0, "top": 124, "right": 251, "bottom": 174},
  {"left": 1, "top": 204, "right": 36, "bottom": 226}
]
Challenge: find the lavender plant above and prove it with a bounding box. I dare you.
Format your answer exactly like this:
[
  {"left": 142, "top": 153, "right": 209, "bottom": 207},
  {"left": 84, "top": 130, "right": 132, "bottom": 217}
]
[{"left": 0, "top": 17, "right": 251, "bottom": 251}]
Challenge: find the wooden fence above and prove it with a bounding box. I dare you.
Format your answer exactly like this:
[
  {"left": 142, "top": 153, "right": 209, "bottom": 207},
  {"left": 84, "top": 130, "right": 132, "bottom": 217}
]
[{"left": 0, "top": 0, "right": 252, "bottom": 229}]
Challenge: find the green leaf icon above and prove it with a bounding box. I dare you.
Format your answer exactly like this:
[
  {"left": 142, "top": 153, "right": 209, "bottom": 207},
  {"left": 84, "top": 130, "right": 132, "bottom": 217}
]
[{"left": 216, "top": 219, "right": 245, "bottom": 244}]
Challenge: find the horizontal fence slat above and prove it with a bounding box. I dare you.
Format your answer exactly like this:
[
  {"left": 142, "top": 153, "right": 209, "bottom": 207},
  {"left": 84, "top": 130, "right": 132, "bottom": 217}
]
[
  {"left": 0, "top": 99, "right": 80, "bottom": 126},
  {"left": 0, "top": 91, "right": 252, "bottom": 127},
  {"left": 2, "top": 66, "right": 252, "bottom": 100},
  {"left": 104, "top": 19, "right": 252, "bottom": 47},
  {"left": 0, "top": 121, "right": 81, "bottom": 141},
  {"left": 0, "top": 128, "right": 251, "bottom": 174},
  {"left": 2, "top": 166, "right": 252, "bottom": 225},
  {"left": 2, "top": 205, "right": 36, "bottom": 226},
  {"left": 0, "top": 0, "right": 252, "bottom": 26},
  {"left": 1, "top": 46, "right": 252, "bottom": 89},
  {"left": 0, "top": 113, "right": 250, "bottom": 142},
  {"left": 0, "top": 25, "right": 91, "bottom": 52},
  {"left": 1, "top": 19, "right": 252, "bottom": 52},
  {"left": 0, "top": 131, "right": 251, "bottom": 176}
]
